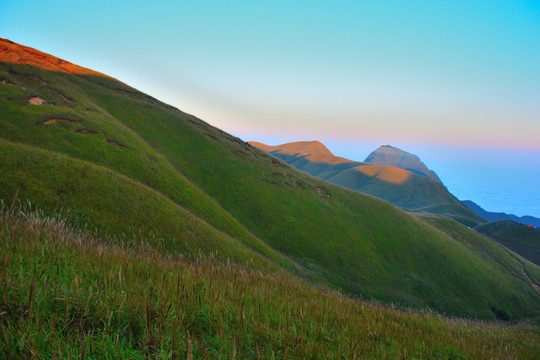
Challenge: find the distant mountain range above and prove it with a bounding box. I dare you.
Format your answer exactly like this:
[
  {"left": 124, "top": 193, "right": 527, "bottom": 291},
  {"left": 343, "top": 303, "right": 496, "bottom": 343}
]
[
  {"left": 463, "top": 200, "right": 540, "bottom": 227},
  {"left": 250, "top": 141, "right": 485, "bottom": 227}
]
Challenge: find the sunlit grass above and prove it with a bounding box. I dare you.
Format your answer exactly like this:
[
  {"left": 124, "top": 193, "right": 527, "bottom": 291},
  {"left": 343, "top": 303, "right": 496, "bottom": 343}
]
[{"left": 1, "top": 203, "right": 539, "bottom": 359}]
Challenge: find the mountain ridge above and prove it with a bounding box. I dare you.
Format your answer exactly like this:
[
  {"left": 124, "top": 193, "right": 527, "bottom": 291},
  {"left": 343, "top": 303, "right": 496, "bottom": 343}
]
[
  {"left": 463, "top": 200, "right": 540, "bottom": 227},
  {"left": 250, "top": 140, "right": 353, "bottom": 165},
  {"left": 250, "top": 140, "right": 485, "bottom": 227},
  {"left": 0, "top": 37, "right": 113, "bottom": 78}
]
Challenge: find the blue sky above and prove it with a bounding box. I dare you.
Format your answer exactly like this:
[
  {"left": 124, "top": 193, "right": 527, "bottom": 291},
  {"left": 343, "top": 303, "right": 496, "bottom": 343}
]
[{"left": 2, "top": 0, "right": 540, "bottom": 217}]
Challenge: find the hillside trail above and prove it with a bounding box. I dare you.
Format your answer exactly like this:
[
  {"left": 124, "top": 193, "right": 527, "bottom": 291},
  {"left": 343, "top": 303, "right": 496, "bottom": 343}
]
[
  {"left": 454, "top": 228, "right": 540, "bottom": 296},
  {"left": 517, "top": 260, "right": 540, "bottom": 295}
]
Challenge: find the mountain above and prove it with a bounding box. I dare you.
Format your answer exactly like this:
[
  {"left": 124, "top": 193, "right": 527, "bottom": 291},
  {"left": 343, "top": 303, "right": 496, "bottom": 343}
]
[
  {"left": 250, "top": 141, "right": 485, "bottom": 227},
  {"left": 476, "top": 221, "right": 540, "bottom": 266},
  {"left": 463, "top": 200, "right": 540, "bottom": 227},
  {"left": 2, "top": 38, "right": 540, "bottom": 321},
  {"left": 365, "top": 145, "right": 442, "bottom": 183}
]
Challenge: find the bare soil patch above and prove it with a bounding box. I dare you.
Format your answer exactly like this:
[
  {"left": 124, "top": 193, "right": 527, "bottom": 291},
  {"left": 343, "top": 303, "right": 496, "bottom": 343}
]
[
  {"left": 1, "top": 78, "right": 15, "bottom": 86},
  {"left": 311, "top": 186, "right": 332, "bottom": 199},
  {"left": 106, "top": 139, "right": 128, "bottom": 148},
  {"left": 58, "top": 92, "right": 72, "bottom": 103},
  {"left": 204, "top": 133, "right": 218, "bottom": 140},
  {"left": 75, "top": 128, "right": 98, "bottom": 134},
  {"left": 28, "top": 96, "right": 45, "bottom": 105},
  {"left": 42, "top": 118, "right": 82, "bottom": 124}
]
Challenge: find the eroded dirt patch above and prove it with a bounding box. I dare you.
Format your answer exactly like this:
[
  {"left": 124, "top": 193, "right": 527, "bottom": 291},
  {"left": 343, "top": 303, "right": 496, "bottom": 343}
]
[
  {"left": 75, "top": 128, "right": 98, "bottom": 134},
  {"left": 106, "top": 139, "right": 128, "bottom": 148},
  {"left": 28, "top": 96, "right": 46, "bottom": 105},
  {"left": 262, "top": 179, "right": 279, "bottom": 185},
  {"left": 227, "top": 137, "right": 245, "bottom": 147},
  {"left": 1, "top": 78, "right": 15, "bottom": 86},
  {"left": 188, "top": 119, "right": 202, "bottom": 126},
  {"left": 311, "top": 186, "right": 332, "bottom": 199},
  {"left": 204, "top": 133, "right": 218, "bottom": 141},
  {"left": 58, "top": 92, "right": 72, "bottom": 103},
  {"left": 233, "top": 150, "right": 249, "bottom": 157},
  {"left": 42, "top": 118, "right": 82, "bottom": 124}
]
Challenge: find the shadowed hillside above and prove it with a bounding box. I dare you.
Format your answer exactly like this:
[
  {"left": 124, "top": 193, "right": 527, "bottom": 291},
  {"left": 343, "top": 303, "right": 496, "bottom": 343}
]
[
  {"left": 251, "top": 141, "right": 484, "bottom": 227},
  {"left": 1, "top": 38, "right": 539, "bottom": 321},
  {"left": 476, "top": 221, "right": 540, "bottom": 266}
]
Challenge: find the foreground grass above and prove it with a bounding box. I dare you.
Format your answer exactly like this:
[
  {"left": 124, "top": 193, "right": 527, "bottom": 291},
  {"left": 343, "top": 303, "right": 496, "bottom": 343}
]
[{"left": 1, "top": 204, "right": 539, "bottom": 359}]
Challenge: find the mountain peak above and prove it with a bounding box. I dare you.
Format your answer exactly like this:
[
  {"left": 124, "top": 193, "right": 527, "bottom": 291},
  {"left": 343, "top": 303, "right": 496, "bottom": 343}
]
[
  {"left": 364, "top": 145, "right": 442, "bottom": 183},
  {"left": 249, "top": 140, "right": 352, "bottom": 165}
]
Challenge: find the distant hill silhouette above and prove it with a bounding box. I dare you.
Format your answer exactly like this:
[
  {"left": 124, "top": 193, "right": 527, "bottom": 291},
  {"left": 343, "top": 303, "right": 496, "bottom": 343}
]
[
  {"left": 463, "top": 200, "right": 540, "bottom": 227},
  {"left": 250, "top": 141, "right": 484, "bottom": 227},
  {"left": 476, "top": 221, "right": 540, "bottom": 266}
]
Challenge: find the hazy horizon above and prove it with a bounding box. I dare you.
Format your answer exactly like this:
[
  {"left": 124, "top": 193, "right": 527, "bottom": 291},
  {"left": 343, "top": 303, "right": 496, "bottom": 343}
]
[{"left": 2, "top": 0, "right": 539, "bottom": 217}]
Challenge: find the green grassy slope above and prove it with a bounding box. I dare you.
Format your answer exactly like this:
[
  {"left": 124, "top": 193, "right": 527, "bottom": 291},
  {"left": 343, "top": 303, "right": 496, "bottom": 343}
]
[
  {"left": 1, "top": 39, "right": 539, "bottom": 320},
  {"left": 2, "top": 205, "right": 539, "bottom": 359},
  {"left": 251, "top": 141, "right": 485, "bottom": 227},
  {"left": 0, "top": 139, "right": 277, "bottom": 269},
  {"left": 476, "top": 221, "right": 540, "bottom": 266},
  {"left": 0, "top": 46, "right": 294, "bottom": 271},
  {"left": 421, "top": 214, "right": 540, "bottom": 311},
  {"left": 82, "top": 81, "right": 538, "bottom": 318}
]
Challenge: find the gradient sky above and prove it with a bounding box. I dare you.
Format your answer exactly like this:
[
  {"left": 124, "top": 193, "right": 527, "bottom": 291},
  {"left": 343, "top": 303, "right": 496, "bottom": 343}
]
[{"left": 2, "top": 1, "right": 540, "bottom": 217}]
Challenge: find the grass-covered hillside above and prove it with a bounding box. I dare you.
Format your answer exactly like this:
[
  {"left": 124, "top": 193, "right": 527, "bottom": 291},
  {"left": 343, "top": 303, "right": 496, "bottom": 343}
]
[
  {"left": 250, "top": 141, "right": 485, "bottom": 227},
  {"left": 476, "top": 221, "right": 540, "bottom": 266},
  {"left": 1, "top": 38, "right": 540, "bottom": 320},
  {"left": 1, "top": 204, "right": 539, "bottom": 359}
]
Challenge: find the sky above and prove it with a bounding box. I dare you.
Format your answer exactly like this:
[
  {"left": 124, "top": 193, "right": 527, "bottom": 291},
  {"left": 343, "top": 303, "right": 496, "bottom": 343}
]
[{"left": 1, "top": 1, "right": 540, "bottom": 217}]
